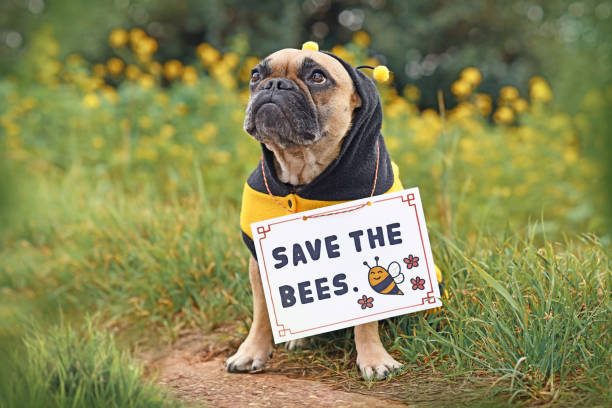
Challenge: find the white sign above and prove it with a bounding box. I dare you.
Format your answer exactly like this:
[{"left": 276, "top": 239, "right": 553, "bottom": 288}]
[{"left": 251, "top": 188, "right": 442, "bottom": 344}]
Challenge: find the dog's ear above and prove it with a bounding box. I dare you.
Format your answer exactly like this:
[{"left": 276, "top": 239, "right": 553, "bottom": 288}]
[{"left": 351, "top": 91, "right": 362, "bottom": 109}]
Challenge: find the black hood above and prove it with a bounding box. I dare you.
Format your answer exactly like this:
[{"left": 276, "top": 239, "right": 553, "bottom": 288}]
[{"left": 249, "top": 51, "right": 394, "bottom": 201}]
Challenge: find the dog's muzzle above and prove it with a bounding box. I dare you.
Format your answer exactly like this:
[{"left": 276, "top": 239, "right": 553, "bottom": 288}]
[{"left": 244, "top": 78, "right": 321, "bottom": 146}]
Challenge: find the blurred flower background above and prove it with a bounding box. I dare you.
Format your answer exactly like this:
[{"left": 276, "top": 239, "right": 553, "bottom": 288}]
[
  {"left": 1, "top": 0, "right": 610, "bottom": 232},
  {"left": 0, "top": 1, "right": 610, "bottom": 406}
]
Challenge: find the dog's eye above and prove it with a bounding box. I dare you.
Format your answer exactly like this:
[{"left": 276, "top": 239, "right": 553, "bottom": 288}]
[
  {"left": 310, "top": 71, "right": 326, "bottom": 84},
  {"left": 251, "top": 71, "right": 261, "bottom": 83}
]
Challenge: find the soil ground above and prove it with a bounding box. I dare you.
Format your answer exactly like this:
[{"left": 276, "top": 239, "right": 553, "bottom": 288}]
[{"left": 140, "top": 328, "right": 498, "bottom": 408}]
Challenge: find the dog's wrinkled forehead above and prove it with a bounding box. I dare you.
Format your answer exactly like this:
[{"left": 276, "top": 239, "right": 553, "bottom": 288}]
[{"left": 257, "top": 48, "right": 353, "bottom": 88}]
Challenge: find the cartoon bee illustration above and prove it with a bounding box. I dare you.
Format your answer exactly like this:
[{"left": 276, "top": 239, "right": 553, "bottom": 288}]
[{"left": 363, "top": 256, "right": 405, "bottom": 295}]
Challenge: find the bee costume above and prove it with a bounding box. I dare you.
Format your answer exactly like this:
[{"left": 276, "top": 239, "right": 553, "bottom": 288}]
[{"left": 239, "top": 44, "right": 444, "bottom": 289}]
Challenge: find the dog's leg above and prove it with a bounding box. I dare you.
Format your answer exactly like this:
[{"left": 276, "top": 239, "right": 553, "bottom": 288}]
[
  {"left": 285, "top": 337, "right": 308, "bottom": 351},
  {"left": 225, "top": 256, "right": 274, "bottom": 373},
  {"left": 354, "top": 321, "right": 402, "bottom": 380}
]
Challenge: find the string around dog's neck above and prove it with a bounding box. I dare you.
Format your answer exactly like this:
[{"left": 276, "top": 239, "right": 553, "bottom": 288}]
[{"left": 260, "top": 139, "right": 380, "bottom": 216}]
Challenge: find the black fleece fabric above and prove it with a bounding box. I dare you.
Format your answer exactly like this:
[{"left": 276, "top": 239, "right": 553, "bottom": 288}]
[{"left": 241, "top": 52, "right": 396, "bottom": 258}]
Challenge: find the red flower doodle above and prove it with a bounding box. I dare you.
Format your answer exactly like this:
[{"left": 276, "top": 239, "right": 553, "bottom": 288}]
[
  {"left": 357, "top": 295, "right": 374, "bottom": 309},
  {"left": 403, "top": 254, "right": 419, "bottom": 269},
  {"left": 411, "top": 276, "right": 426, "bottom": 290}
]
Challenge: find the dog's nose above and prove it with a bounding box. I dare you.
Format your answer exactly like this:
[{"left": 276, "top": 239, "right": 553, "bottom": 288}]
[{"left": 263, "top": 78, "right": 297, "bottom": 91}]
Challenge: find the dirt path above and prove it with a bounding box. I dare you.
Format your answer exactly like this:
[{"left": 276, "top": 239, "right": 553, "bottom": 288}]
[
  {"left": 141, "top": 332, "right": 409, "bottom": 407},
  {"left": 140, "top": 330, "right": 487, "bottom": 407}
]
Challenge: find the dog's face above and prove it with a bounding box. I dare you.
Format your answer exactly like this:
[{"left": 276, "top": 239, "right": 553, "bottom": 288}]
[{"left": 244, "top": 49, "right": 361, "bottom": 148}]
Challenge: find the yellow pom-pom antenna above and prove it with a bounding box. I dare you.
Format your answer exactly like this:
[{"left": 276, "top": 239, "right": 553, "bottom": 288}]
[
  {"left": 301, "top": 41, "right": 319, "bottom": 51},
  {"left": 372, "top": 65, "right": 390, "bottom": 82},
  {"left": 356, "top": 64, "right": 391, "bottom": 82}
]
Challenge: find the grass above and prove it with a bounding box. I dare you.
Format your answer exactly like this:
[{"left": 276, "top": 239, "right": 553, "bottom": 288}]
[
  {"left": 0, "top": 319, "right": 182, "bottom": 408},
  {"left": 281, "top": 230, "right": 610, "bottom": 405},
  {"left": 0, "top": 29, "right": 611, "bottom": 406}
]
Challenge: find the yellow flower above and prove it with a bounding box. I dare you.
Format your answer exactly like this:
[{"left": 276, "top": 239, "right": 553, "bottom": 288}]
[
  {"left": 514, "top": 184, "right": 529, "bottom": 197},
  {"left": 159, "top": 124, "right": 176, "bottom": 140},
  {"left": 403, "top": 85, "right": 421, "bottom": 102},
  {"left": 138, "top": 74, "right": 155, "bottom": 89},
  {"left": 194, "top": 123, "right": 218, "bottom": 144},
  {"left": 352, "top": 31, "right": 371, "bottom": 48},
  {"left": 451, "top": 79, "right": 472, "bottom": 99},
  {"left": 212, "top": 150, "right": 231, "bottom": 164},
  {"left": 5, "top": 121, "right": 20, "bottom": 137},
  {"left": 164, "top": 60, "right": 183, "bottom": 80},
  {"left": 134, "top": 36, "right": 158, "bottom": 56},
  {"left": 460, "top": 67, "right": 482, "bottom": 87},
  {"left": 182, "top": 66, "right": 198, "bottom": 86},
  {"left": 473, "top": 93, "right": 492, "bottom": 115},
  {"left": 42, "top": 60, "right": 62, "bottom": 77},
  {"left": 129, "top": 28, "right": 146, "bottom": 47},
  {"left": 563, "top": 148, "right": 579, "bottom": 164},
  {"left": 459, "top": 136, "right": 476, "bottom": 155},
  {"left": 422, "top": 109, "right": 440, "bottom": 122},
  {"left": 449, "top": 102, "right": 475, "bottom": 120},
  {"left": 125, "top": 64, "right": 141, "bottom": 81},
  {"left": 148, "top": 61, "right": 162, "bottom": 76},
  {"left": 101, "top": 85, "right": 119, "bottom": 104},
  {"left": 493, "top": 106, "right": 515, "bottom": 124},
  {"left": 513, "top": 98, "right": 529, "bottom": 114},
  {"left": 169, "top": 144, "right": 185, "bottom": 158},
  {"left": 139, "top": 116, "right": 152, "bottom": 129},
  {"left": 93, "top": 64, "right": 107, "bottom": 77},
  {"left": 216, "top": 72, "right": 237, "bottom": 90},
  {"left": 107, "top": 57, "right": 125, "bottom": 75},
  {"left": 196, "top": 43, "right": 221, "bottom": 66},
  {"left": 66, "top": 53, "right": 85, "bottom": 66},
  {"left": 83, "top": 93, "right": 101, "bottom": 109},
  {"left": 529, "top": 76, "right": 553, "bottom": 102},
  {"left": 499, "top": 86, "right": 519, "bottom": 102},
  {"left": 84, "top": 77, "right": 104, "bottom": 92},
  {"left": 385, "top": 97, "right": 412, "bottom": 118},
  {"left": 92, "top": 136, "right": 105, "bottom": 149},
  {"left": 45, "top": 38, "right": 60, "bottom": 57},
  {"left": 109, "top": 28, "right": 129, "bottom": 48},
  {"left": 331, "top": 45, "right": 355, "bottom": 65},
  {"left": 221, "top": 52, "right": 240, "bottom": 70},
  {"left": 209, "top": 61, "right": 238, "bottom": 89},
  {"left": 135, "top": 145, "right": 158, "bottom": 161}
]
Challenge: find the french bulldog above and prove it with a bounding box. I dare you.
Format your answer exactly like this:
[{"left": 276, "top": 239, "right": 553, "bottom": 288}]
[{"left": 225, "top": 48, "right": 404, "bottom": 380}]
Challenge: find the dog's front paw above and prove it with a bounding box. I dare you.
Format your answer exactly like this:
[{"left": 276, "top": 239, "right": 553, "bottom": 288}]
[
  {"left": 356, "top": 348, "right": 403, "bottom": 380},
  {"left": 225, "top": 339, "right": 274, "bottom": 373}
]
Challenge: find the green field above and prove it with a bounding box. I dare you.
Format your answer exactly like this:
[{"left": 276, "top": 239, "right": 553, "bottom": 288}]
[{"left": 0, "top": 28, "right": 610, "bottom": 407}]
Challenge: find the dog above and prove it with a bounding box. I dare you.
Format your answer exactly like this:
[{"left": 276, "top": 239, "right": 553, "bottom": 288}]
[{"left": 225, "top": 47, "right": 405, "bottom": 380}]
